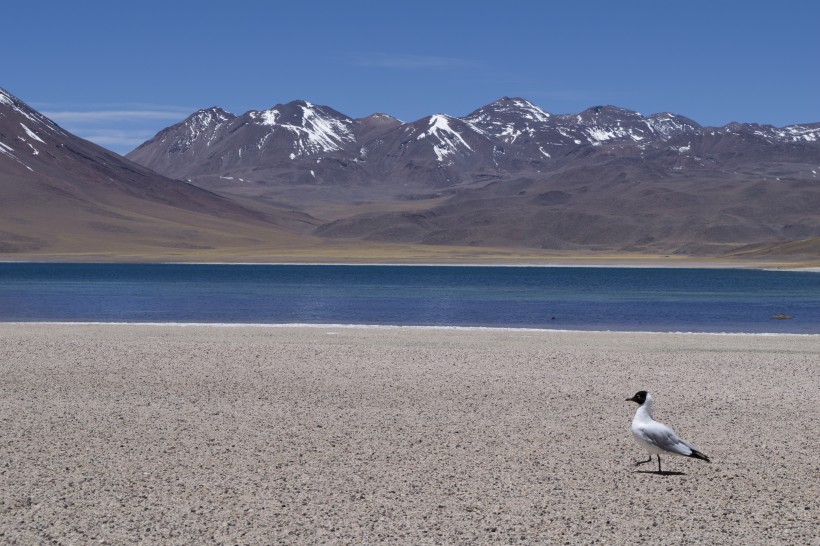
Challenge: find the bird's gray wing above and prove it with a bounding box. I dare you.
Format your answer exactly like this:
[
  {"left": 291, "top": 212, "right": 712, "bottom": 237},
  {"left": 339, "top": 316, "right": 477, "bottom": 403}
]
[{"left": 635, "top": 420, "right": 695, "bottom": 456}]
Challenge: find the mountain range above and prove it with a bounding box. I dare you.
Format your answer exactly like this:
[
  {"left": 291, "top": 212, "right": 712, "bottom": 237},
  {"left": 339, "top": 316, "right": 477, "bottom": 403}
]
[
  {"left": 2, "top": 84, "right": 820, "bottom": 261},
  {"left": 127, "top": 96, "right": 820, "bottom": 257},
  {"left": 0, "top": 87, "right": 317, "bottom": 258}
]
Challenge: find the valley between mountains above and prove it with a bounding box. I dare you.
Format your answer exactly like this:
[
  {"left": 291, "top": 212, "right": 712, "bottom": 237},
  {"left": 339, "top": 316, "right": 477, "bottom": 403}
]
[{"left": 2, "top": 85, "right": 820, "bottom": 264}]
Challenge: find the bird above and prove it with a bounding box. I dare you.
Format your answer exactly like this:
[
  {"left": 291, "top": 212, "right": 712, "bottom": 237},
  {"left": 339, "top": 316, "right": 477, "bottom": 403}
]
[{"left": 626, "top": 391, "right": 710, "bottom": 473}]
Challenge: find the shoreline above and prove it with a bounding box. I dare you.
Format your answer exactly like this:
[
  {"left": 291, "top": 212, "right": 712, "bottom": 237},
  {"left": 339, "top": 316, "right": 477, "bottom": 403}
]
[
  {"left": 3, "top": 258, "right": 820, "bottom": 272},
  {"left": 2, "top": 255, "right": 819, "bottom": 270},
  {"left": 2, "top": 320, "right": 818, "bottom": 336}
]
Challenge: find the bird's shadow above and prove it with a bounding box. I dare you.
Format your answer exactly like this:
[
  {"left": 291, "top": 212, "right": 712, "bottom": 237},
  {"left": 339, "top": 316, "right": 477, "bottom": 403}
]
[{"left": 635, "top": 470, "right": 686, "bottom": 476}]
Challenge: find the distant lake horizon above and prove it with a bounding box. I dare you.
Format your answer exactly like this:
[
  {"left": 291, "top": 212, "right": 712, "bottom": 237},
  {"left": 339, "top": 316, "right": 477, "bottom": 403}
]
[{"left": 1, "top": 263, "right": 818, "bottom": 334}]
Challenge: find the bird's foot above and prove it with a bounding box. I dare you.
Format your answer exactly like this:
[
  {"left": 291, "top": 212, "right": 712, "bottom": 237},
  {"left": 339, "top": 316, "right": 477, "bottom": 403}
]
[{"left": 634, "top": 456, "right": 653, "bottom": 467}]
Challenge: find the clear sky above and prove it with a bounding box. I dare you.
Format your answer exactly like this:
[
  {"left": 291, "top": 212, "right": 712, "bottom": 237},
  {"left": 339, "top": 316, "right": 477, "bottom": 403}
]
[{"left": 3, "top": 1, "right": 818, "bottom": 154}]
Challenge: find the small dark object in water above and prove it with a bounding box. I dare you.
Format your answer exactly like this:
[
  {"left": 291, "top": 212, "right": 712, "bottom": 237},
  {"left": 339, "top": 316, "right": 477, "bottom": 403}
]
[{"left": 772, "top": 313, "right": 792, "bottom": 320}]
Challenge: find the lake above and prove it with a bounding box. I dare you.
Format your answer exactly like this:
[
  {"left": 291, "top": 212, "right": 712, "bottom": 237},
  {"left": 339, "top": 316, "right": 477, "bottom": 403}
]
[{"left": 0, "top": 263, "right": 818, "bottom": 333}]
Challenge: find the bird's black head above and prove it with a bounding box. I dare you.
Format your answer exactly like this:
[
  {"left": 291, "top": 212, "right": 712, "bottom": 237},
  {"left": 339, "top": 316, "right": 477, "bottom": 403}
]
[{"left": 626, "top": 391, "right": 648, "bottom": 405}]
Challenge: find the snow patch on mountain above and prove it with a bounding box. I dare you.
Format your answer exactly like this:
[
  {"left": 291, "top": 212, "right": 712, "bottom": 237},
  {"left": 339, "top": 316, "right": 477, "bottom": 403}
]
[
  {"left": 0, "top": 140, "right": 33, "bottom": 171},
  {"left": 124, "top": 94, "right": 820, "bottom": 181},
  {"left": 646, "top": 113, "right": 701, "bottom": 139},
  {"left": 254, "top": 102, "right": 355, "bottom": 156},
  {"left": 190, "top": 109, "right": 231, "bottom": 146},
  {"left": 500, "top": 125, "right": 524, "bottom": 143},
  {"left": 297, "top": 103, "right": 355, "bottom": 153},
  {"left": 469, "top": 97, "right": 550, "bottom": 123},
  {"left": 418, "top": 115, "right": 474, "bottom": 162},
  {"left": 0, "top": 141, "right": 15, "bottom": 156},
  {"left": 507, "top": 98, "right": 551, "bottom": 122},
  {"left": 585, "top": 125, "right": 647, "bottom": 143},
  {"left": 0, "top": 87, "right": 65, "bottom": 137},
  {"left": 463, "top": 97, "right": 551, "bottom": 145},
  {"left": 157, "top": 107, "right": 233, "bottom": 153},
  {"left": 368, "top": 113, "right": 402, "bottom": 123},
  {"left": 259, "top": 109, "right": 279, "bottom": 126},
  {"left": 777, "top": 125, "right": 820, "bottom": 143},
  {"left": 20, "top": 123, "right": 46, "bottom": 143},
  {"left": 0, "top": 90, "right": 13, "bottom": 108}
]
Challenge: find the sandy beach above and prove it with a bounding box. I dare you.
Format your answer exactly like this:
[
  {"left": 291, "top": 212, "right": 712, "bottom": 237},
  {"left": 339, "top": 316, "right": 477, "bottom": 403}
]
[{"left": 1, "top": 324, "right": 818, "bottom": 544}]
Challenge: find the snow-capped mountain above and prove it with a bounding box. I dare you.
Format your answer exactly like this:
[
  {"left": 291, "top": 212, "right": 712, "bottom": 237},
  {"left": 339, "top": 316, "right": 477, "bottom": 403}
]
[
  {"left": 137, "top": 99, "right": 818, "bottom": 210},
  {"left": 357, "top": 113, "right": 502, "bottom": 187},
  {"left": 464, "top": 97, "right": 551, "bottom": 143},
  {"left": 404, "top": 114, "right": 483, "bottom": 163},
  {"left": 7, "top": 83, "right": 820, "bottom": 258},
  {"left": 247, "top": 100, "right": 356, "bottom": 157},
  {"left": 123, "top": 96, "right": 820, "bottom": 255},
  {"left": 129, "top": 96, "right": 820, "bottom": 193},
  {"left": 168, "top": 107, "right": 236, "bottom": 153},
  {"left": 0, "top": 86, "right": 313, "bottom": 256},
  {"left": 128, "top": 101, "right": 359, "bottom": 180},
  {"left": 0, "top": 86, "right": 71, "bottom": 174},
  {"left": 102, "top": 95, "right": 817, "bottom": 255},
  {"left": 645, "top": 112, "right": 702, "bottom": 139},
  {"left": 462, "top": 97, "right": 562, "bottom": 164},
  {"left": 0, "top": 86, "right": 235, "bottom": 206}
]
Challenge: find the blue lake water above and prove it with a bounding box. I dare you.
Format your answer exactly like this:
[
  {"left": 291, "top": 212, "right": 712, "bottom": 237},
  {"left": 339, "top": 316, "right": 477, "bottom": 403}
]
[{"left": 0, "top": 263, "right": 818, "bottom": 333}]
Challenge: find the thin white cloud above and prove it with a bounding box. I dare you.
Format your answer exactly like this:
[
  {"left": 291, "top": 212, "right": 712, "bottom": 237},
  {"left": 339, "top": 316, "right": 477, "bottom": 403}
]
[
  {"left": 354, "top": 54, "right": 476, "bottom": 69},
  {"left": 74, "top": 129, "right": 156, "bottom": 147},
  {"left": 42, "top": 110, "right": 191, "bottom": 123}
]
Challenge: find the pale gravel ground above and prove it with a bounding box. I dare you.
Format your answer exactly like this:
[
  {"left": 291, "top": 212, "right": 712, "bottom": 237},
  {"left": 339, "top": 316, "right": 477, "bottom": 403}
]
[{"left": 0, "top": 324, "right": 818, "bottom": 544}]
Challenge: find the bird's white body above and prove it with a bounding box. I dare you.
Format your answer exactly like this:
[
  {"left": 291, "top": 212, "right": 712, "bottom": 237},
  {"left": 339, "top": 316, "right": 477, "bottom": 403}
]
[{"left": 630, "top": 393, "right": 703, "bottom": 458}]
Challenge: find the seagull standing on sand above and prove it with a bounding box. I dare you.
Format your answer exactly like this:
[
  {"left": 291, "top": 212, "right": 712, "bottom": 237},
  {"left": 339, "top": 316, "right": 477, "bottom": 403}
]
[{"left": 626, "top": 391, "right": 710, "bottom": 473}]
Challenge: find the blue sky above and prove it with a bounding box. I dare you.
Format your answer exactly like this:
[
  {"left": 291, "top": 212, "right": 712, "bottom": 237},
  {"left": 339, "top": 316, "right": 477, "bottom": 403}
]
[{"left": 3, "top": 1, "right": 818, "bottom": 154}]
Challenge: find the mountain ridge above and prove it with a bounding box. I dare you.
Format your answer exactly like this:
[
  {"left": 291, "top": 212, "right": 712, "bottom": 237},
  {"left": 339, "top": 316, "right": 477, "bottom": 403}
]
[
  {"left": 128, "top": 97, "right": 820, "bottom": 194},
  {"left": 0, "top": 86, "right": 320, "bottom": 256},
  {"left": 3, "top": 84, "right": 820, "bottom": 260},
  {"left": 125, "top": 95, "right": 820, "bottom": 257}
]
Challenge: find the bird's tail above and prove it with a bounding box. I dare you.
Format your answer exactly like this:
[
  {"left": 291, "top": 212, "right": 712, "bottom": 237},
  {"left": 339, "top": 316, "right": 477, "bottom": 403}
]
[{"left": 689, "top": 449, "right": 711, "bottom": 463}]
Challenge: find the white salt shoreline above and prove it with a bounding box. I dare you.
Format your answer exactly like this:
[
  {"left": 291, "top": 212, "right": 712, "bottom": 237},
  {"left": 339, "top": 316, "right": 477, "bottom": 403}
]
[{"left": 3, "top": 320, "right": 818, "bottom": 336}]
